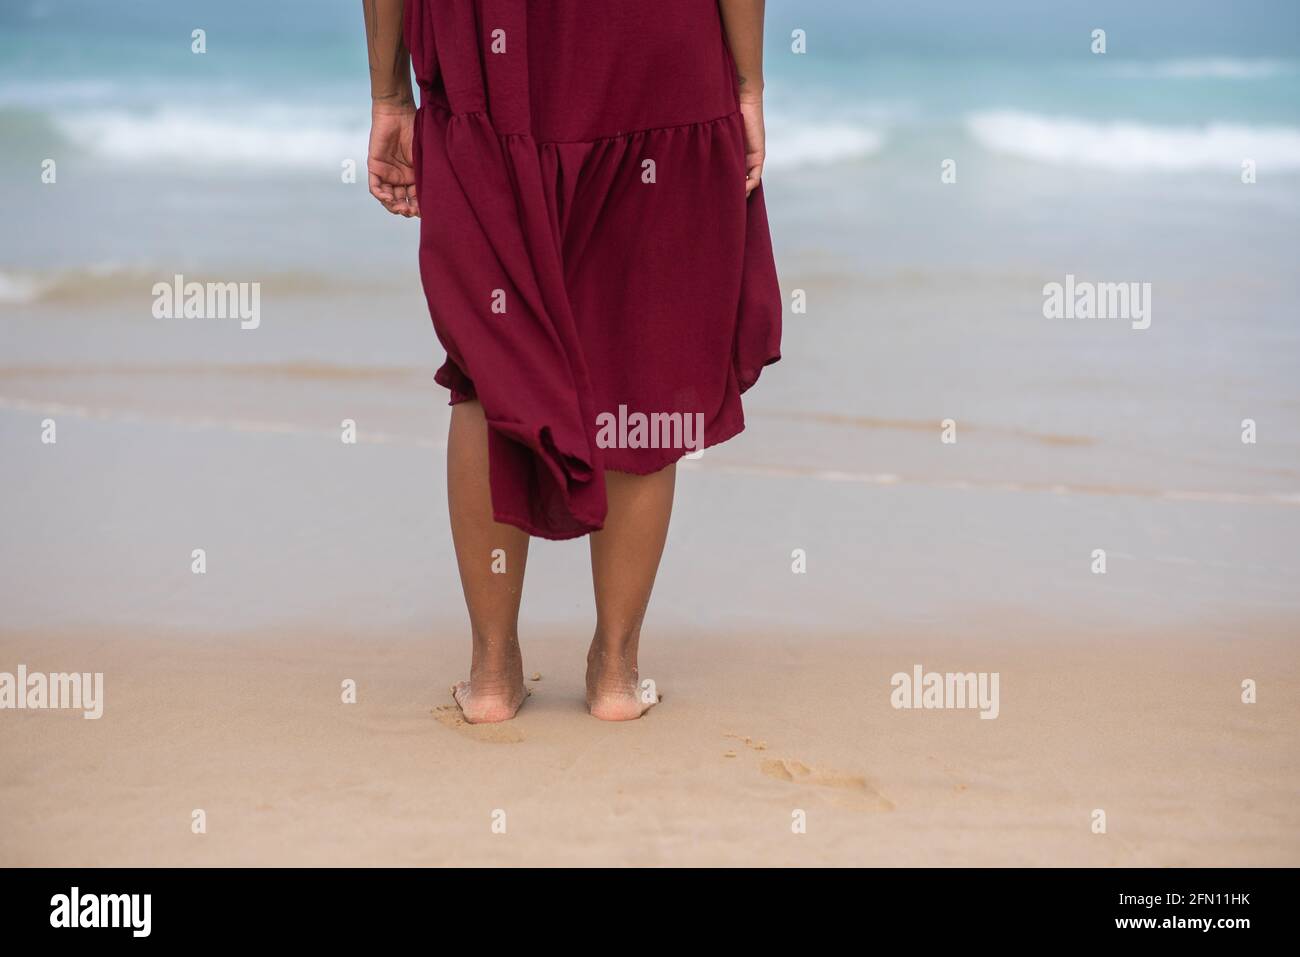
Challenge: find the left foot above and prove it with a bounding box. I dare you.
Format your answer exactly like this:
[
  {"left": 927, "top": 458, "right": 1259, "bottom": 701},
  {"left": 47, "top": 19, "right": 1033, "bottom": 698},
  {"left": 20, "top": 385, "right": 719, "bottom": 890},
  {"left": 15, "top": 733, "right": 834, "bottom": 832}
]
[
  {"left": 586, "top": 644, "right": 658, "bottom": 721},
  {"left": 450, "top": 643, "right": 529, "bottom": 725},
  {"left": 451, "top": 679, "right": 529, "bottom": 723}
]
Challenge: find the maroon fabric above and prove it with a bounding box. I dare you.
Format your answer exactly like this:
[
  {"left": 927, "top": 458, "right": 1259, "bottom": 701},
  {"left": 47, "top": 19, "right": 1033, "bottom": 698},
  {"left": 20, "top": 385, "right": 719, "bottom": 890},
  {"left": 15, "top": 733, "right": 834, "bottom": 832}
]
[{"left": 406, "top": 0, "right": 781, "bottom": 539}]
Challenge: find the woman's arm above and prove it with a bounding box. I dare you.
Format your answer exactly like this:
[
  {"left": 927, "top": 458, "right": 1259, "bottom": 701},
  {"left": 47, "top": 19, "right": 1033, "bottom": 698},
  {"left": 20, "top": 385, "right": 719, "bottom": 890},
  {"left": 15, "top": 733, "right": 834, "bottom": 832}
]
[
  {"left": 362, "top": 0, "right": 413, "bottom": 109},
  {"left": 718, "top": 0, "right": 765, "bottom": 102},
  {"left": 717, "top": 0, "right": 767, "bottom": 195},
  {"left": 362, "top": 0, "right": 418, "bottom": 216}
]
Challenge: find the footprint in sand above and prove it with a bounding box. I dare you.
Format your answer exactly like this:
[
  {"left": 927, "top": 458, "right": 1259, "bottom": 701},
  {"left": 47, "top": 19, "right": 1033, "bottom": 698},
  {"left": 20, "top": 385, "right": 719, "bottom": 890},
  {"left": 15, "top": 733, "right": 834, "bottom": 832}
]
[
  {"left": 759, "top": 757, "right": 894, "bottom": 812},
  {"left": 431, "top": 706, "right": 525, "bottom": 744}
]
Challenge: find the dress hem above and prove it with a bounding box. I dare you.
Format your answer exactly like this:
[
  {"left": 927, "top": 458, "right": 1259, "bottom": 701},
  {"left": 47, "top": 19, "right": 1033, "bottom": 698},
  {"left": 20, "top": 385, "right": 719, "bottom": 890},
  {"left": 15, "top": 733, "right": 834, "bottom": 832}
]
[{"left": 487, "top": 410, "right": 754, "bottom": 540}]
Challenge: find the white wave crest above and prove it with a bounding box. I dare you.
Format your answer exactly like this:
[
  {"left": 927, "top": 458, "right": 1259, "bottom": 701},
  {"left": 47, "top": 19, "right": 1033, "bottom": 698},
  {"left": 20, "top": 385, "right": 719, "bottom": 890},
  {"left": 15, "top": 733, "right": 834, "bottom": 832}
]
[
  {"left": 55, "top": 106, "right": 366, "bottom": 170},
  {"left": 1105, "top": 58, "right": 1294, "bottom": 80},
  {"left": 767, "top": 121, "right": 885, "bottom": 170},
  {"left": 966, "top": 110, "right": 1300, "bottom": 171}
]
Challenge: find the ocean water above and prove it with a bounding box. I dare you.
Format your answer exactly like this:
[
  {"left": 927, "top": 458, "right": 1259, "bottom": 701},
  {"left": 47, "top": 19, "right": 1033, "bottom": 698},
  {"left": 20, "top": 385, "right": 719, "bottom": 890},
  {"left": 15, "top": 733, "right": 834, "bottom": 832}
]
[
  {"left": 2, "top": 0, "right": 1299, "bottom": 276},
  {"left": 1, "top": 0, "right": 1298, "bottom": 518}
]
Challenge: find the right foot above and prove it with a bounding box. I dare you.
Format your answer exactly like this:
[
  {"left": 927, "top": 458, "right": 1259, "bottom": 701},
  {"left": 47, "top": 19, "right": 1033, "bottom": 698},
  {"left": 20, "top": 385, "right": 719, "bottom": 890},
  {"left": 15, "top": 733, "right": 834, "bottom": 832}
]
[
  {"left": 586, "top": 644, "right": 659, "bottom": 721},
  {"left": 451, "top": 677, "right": 528, "bottom": 724}
]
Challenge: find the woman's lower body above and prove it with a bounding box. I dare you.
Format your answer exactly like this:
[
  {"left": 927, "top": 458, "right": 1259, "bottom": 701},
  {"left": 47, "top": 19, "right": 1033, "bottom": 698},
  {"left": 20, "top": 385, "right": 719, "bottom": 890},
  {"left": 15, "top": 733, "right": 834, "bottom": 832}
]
[
  {"left": 406, "top": 0, "right": 781, "bottom": 719},
  {"left": 448, "top": 400, "right": 674, "bottom": 721}
]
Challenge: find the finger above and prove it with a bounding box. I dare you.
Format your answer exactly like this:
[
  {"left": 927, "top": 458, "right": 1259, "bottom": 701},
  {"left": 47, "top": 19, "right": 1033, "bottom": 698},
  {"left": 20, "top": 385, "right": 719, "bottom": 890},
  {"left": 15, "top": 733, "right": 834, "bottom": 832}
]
[
  {"left": 369, "top": 172, "right": 394, "bottom": 203},
  {"left": 368, "top": 161, "right": 406, "bottom": 194},
  {"left": 397, "top": 185, "right": 418, "bottom": 218},
  {"left": 745, "top": 162, "right": 763, "bottom": 195},
  {"left": 378, "top": 189, "right": 405, "bottom": 215}
]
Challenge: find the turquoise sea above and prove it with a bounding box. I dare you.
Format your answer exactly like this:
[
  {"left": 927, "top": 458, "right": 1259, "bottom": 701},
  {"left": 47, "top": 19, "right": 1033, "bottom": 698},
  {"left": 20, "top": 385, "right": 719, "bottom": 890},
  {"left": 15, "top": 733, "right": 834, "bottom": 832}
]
[{"left": 2, "top": 0, "right": 1299, "bottom": 279}]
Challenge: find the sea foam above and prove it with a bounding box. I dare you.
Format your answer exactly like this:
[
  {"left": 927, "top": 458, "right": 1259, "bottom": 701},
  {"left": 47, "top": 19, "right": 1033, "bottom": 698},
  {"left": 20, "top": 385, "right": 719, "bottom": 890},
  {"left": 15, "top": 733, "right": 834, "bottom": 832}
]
[
  {"left": 1103, "top": 57, "right": 1294, "bottom": 80},
  {"left": 966, "top": 110, "right": 1300, "bottom": 171},
  {"left": 55, "top": 105, "right": 365, "bottom": 171}
]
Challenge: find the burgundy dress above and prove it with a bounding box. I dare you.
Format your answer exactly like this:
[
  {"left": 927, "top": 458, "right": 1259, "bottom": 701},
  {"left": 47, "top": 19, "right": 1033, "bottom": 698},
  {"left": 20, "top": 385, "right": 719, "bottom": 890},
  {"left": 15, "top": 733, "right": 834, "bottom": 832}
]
[{"left": 406, "top": 0, "right": 781, "bottom": 539}]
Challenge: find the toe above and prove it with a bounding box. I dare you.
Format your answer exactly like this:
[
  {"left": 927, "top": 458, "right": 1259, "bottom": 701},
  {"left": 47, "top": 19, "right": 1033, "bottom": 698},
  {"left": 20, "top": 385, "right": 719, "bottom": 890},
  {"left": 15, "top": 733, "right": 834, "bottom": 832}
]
[{"left": 451, "top": 680, "right": 471, "bottom": 711}]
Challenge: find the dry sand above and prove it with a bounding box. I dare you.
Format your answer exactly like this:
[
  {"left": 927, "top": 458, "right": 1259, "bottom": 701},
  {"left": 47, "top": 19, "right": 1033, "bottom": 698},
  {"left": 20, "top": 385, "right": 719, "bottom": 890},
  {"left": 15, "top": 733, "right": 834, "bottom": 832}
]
[{"left": 2, "top": 621, "right": 1296, "bottom": 866}]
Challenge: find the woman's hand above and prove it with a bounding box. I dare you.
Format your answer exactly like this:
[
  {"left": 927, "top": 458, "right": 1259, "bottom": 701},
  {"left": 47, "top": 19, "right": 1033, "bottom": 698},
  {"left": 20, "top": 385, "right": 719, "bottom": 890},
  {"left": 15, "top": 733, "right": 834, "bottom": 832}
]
[
  {"left": 738, "top": 93, "right": 765, "bottom": 196},
  {"left": 367, "top": 103, "right": 419, "bottom": 217}
]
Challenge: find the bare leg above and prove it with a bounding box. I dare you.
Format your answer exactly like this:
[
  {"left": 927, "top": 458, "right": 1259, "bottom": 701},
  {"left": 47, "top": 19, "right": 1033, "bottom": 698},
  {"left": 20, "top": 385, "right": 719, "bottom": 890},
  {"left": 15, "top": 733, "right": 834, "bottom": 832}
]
[
  {"left": 586, "top": 465, "right": 676, "bottom": 720},
  {"left": 446, "top": 400, "right": 530, "bottom": 723}
]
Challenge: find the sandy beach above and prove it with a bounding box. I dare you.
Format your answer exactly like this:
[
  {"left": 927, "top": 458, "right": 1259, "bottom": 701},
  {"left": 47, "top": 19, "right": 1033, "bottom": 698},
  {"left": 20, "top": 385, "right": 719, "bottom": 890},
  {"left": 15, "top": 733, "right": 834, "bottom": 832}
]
[{"left": 2, "top": 621, "right": 1297, "bottom": 867}]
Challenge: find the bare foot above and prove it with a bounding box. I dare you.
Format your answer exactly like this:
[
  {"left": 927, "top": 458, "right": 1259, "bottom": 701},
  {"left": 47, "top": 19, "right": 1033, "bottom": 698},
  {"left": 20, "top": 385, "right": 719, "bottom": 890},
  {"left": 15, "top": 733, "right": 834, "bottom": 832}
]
[
  {"left": 586, "top": 644, "right": 659, "bottom": 721},
  {"left": 451, "top": 676, "right": 529, "bottom": 724}
]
